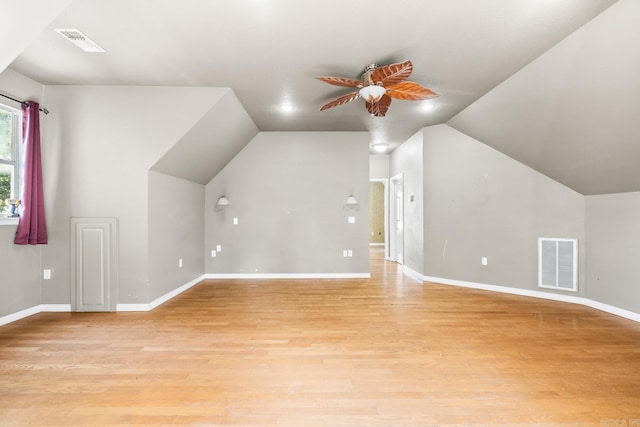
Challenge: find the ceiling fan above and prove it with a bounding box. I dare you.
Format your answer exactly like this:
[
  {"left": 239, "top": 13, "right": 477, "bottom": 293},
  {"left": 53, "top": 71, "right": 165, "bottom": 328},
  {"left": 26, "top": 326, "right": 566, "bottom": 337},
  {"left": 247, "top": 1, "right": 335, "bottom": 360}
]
[{"left": 317, "top": 60, "right": 438, "bottom": 117}]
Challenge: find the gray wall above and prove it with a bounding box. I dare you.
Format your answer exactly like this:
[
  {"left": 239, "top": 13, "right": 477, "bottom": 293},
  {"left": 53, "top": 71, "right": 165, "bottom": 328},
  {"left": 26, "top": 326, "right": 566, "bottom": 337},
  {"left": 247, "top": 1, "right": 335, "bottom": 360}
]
[
  {"left": 586, "top": 192, "right": 640, "bottom": 313},
  {"left": 390, "top": 131, "right": 424, "bottom": 275},
  {"left": 41, "top": 85, "right": 226, "bottom": 305},
  {"left": 0, "top": 69, "right": 46, "bottom": 317},
  {"left": 421, "top": 124, "right": 586, "bottom": 295},
  {"left": 0, "top": 231, "right": 41, "bottom": 316},
  {"left": 369, "top": 154, "right": 389, "bottom": 180},
  {"left": 148, "top": 171, "right": 205, "bottom": 301},
  {"left": 205, "top": 131, "right": 370, "bottom": 275}
]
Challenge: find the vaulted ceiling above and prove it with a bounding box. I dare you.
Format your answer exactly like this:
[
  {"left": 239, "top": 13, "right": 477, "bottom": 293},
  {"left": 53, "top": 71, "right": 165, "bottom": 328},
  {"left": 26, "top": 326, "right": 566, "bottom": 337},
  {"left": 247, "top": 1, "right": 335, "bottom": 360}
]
[{"left": 7, "top": 0, "right": 640, "bottom": 195}]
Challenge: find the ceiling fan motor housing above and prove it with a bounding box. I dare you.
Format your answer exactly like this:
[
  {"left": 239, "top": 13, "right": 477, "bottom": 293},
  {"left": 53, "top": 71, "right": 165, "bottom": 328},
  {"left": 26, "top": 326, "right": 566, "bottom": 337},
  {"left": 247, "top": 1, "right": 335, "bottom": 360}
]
[
  {"left": 317, "top": 60, "right": 437, "bottom": 117},
  {"left": 362, "top": 64, "right": 379, "bottom": 85}
]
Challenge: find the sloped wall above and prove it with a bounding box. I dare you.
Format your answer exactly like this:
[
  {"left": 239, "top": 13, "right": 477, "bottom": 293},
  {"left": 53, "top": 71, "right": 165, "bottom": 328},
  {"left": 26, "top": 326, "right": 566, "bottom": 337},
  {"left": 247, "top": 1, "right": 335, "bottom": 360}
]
[
  {"left": 448, "top": 0, "right": 640, "bottom": 195},
  {"left": 41, "top": 86, "right": 228, "bottom": 305},
  {"left": 151, "top": 90, "right": 258, "bottom": 185},
  {"left": 421, "top": 124, "right": 586, "bottom": 295},
  {"left": 0, "top": 0, "right": 73, "bottom": 74}
]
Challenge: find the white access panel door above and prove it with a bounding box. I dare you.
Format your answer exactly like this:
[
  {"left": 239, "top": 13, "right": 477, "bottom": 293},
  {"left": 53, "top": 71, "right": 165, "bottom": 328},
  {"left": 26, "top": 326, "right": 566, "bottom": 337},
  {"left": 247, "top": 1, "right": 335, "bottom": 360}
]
[{"left": 71, "top": 218, "right": 118, "bottom": 312}]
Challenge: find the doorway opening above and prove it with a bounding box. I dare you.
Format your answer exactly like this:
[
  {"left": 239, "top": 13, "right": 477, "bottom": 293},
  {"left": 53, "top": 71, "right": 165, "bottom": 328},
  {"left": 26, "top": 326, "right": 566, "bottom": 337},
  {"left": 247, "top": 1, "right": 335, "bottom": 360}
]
[{"left": 369, "top": 179, "right": 388, "bottom": 259}]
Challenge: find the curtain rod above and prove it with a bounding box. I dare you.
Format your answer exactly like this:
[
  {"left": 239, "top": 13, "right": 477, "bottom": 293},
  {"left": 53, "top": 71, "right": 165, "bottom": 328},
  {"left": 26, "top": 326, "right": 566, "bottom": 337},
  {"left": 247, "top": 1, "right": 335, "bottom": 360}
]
[{"left": 0, "top": 92, "right": 49, "bottom": 114}]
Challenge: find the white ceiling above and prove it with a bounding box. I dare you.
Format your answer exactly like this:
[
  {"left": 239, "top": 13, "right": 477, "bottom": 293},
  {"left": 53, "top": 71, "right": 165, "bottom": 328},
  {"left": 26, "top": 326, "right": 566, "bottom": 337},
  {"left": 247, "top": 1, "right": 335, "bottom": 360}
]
[
  {"left": 11, "top": 0, "right": 640, "bottom": 195},
  {"left": 10, "top": 0, "right": 616, "bottom": 148}
]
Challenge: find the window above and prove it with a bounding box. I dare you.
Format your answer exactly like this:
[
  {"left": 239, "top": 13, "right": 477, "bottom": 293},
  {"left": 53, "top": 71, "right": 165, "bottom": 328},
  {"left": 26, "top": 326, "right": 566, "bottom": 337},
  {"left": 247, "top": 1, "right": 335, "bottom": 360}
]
[{"left": 0, "top": 103, "right": 21, "bottom": 220}]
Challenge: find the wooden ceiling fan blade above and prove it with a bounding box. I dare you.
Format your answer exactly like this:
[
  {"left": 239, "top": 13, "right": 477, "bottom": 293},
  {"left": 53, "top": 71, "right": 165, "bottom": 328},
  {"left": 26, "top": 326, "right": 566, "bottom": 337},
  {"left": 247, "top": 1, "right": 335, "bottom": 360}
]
[
  {"left": 320, "top": 91, "right": 360, "bottom": 111},
  {"left": 365, "top": 94, "right": 392, "bottom": 117},
  {"left": 316, "top": 76, "right": 364, "bottom": 88},
  {"left": 370, "top": 60, "right": 413, "bottom": 86},
  {"left": 386, "top": 81, "right": 438, "bottom": 101}
]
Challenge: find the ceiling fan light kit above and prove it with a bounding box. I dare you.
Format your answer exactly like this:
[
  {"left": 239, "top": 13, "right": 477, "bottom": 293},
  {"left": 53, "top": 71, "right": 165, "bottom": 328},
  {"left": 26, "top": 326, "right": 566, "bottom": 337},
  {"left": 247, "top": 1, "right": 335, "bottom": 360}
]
[
  {"left": 359, "top": 85, "right": 387, "bottom": 103},
  {"left": 317, "top": 60, "right": 438, "bottom": 117}
]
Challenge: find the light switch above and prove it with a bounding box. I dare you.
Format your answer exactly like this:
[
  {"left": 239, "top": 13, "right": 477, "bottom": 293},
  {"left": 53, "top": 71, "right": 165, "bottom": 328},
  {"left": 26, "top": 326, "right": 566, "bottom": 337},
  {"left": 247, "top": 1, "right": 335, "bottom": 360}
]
[
  {"left": 348, "top": 216, "right": 355, "bottom": 224},
  {"left": 211, "top": 250, "right": 217, "bottom": 258},
  {"left": 233, "top": 217, "right": 239, "bottom": 225},
  {"left": 216, "top": 245, "right": 222, "bottom": 252},
  {"left": 481, "top": 257, "right": 488, "bottom": 266}
]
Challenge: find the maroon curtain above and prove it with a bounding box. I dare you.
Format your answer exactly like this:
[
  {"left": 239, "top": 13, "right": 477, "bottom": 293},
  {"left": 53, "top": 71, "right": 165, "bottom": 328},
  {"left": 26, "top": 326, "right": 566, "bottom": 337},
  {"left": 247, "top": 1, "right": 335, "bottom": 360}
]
[{"left": 14, "top": 101, "right": 47, "bottom": 245}]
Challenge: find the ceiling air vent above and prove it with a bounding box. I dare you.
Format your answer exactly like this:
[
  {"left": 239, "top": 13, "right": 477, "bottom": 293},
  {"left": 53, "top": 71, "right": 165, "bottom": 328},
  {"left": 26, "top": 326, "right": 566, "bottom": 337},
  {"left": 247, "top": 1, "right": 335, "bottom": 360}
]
[{"left": 55, "top": 29, "right": 105, "bottom": 53}]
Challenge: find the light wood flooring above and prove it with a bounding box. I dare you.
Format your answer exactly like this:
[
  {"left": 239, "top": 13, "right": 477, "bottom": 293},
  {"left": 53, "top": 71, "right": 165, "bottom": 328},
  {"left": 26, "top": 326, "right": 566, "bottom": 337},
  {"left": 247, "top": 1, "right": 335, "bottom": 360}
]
[{"left": 1, "top": 248, "right": 640, "bottom": 426}]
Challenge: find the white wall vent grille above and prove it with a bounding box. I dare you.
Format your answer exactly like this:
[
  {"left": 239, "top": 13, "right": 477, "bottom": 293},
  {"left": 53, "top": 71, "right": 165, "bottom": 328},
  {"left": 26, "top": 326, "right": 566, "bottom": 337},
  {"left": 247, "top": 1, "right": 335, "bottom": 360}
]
[{"left": 538, "top": 238, "right": 577, "bottom": 292}]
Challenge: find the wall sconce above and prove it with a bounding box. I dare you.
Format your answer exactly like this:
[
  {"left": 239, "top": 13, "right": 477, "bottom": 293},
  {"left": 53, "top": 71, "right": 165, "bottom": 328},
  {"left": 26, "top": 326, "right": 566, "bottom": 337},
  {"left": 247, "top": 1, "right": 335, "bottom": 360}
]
[
  {"left": 345, "top": 195, "right": 358, "bottom": 205},
  {"left": 216, "top": 196, "right": 230, "bottom": 206}
]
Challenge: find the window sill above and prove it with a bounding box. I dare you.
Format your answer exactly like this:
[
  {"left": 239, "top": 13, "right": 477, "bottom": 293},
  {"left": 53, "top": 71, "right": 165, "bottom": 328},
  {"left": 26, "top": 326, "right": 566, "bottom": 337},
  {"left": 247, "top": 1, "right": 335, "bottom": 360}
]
[{"left": 0, "top": 216, "right": 19, "bottom": 226}]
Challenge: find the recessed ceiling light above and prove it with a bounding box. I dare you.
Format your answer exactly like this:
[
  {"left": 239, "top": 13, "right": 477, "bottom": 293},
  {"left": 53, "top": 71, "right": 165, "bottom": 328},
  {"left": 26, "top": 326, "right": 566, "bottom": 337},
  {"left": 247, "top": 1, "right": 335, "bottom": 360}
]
[
  {"left": 279, "top": 103, "right": 295, "bottom": 114},
  {"left": 372, "top": 143, "right": 388, "bottom": 153},
  {"left": 55, "top": 29, "right": 105, "bottom": 53}
]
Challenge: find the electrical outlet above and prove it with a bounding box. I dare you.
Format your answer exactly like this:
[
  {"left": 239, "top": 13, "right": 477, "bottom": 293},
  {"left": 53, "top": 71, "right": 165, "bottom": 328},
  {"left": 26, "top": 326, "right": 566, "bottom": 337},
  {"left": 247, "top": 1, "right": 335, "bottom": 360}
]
[
  {"left": 481, "top": 257, "right": 488, "bottom": 266},
  {"left": 216, "top": 244, "right": 222, "bottom": 252},
  {"left": 43, "top": 269, "right": 51, "bottom": 280}
]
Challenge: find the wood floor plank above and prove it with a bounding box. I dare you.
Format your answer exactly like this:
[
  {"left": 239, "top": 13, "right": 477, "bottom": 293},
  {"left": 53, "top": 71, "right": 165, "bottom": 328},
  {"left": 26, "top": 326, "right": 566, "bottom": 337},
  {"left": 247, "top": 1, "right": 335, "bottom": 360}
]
[{"left": 1, "top": 248, "right": 640, "bottom": 426}]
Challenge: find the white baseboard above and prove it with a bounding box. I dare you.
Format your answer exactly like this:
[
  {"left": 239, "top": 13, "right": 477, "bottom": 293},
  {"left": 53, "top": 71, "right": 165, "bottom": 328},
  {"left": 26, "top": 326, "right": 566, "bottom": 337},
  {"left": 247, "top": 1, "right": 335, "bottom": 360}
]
[
  {"left": 0, "top": 304, "right": 73, "bottom": 326},
  {"left": 41, "top": 304, "right": 72, "bottom": 312},
  {"left": 204, "top": 273, "right": 371, "bottom": 280},
  {"left": 7, "top": 271, "right": 636, "bottom": 326},
  {"left": 1, "top": 277, "right": 207, "bottom": 324},
  {"left": 410, "top": 267, "right": 640, "bottom": 323},
  {"left": 402, "top": 266, "right": 425, "bottom": 283},
  {"left": 115, "top": 303, "right": 151, "bottom": 312},
  {"left": 0, "top": 305, "right": 42, "bottom": 326},
  {"left": 117, "top": 275, "right": 205, "bottom": 312},
  {"left": 581, "top": 299, "right": 640, "bottom": 323}
]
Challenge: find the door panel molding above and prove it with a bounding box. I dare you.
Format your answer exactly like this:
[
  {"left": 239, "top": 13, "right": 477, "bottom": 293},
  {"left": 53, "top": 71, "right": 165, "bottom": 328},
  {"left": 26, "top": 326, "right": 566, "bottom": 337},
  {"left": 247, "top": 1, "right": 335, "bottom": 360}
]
[{"left": 70, "top": 218, "right": 118, "bottom": 312}]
